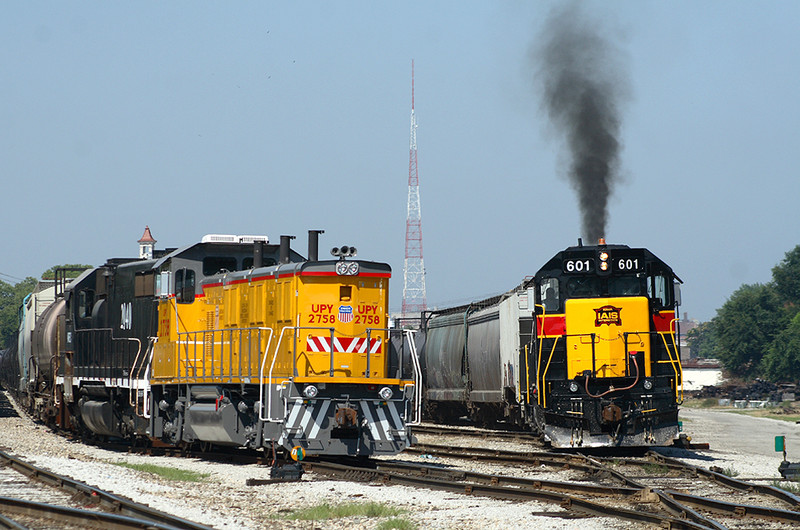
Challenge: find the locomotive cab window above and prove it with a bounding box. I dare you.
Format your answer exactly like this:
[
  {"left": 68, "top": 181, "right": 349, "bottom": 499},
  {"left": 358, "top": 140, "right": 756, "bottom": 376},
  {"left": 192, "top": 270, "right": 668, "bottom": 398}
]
[
  {"left": 648, "top": 274, "right": 672, "bottom": 308},
  {"left": 203, "top": 256, "right": 237, "bottom": 276},
  {"left": 175, "top": 269, "right": 196, "bottom": 304},
  {"left": 565, "top": 276, "right": 602, "bottom": 298},
  {"left": 78, "top": 289, "right": 94, "bottom": 319},
  {"left": 539, "top": 278, "right": 560, "bottom": 312},
  {"left": 608, "top": 275, "right": 643, "bottom": 296}
]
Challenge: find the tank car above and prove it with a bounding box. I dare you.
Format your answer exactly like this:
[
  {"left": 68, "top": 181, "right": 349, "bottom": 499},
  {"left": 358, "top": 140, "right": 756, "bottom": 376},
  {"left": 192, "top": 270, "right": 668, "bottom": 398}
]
[
  {"left": 0, "top": 281, "right": 61, "bottom": 405},
  {"left": 420, "top": 240, "right": 683, "bottom": 448},
  {"left": 8, "top": 231, "right": 420, "bottom": 458}
]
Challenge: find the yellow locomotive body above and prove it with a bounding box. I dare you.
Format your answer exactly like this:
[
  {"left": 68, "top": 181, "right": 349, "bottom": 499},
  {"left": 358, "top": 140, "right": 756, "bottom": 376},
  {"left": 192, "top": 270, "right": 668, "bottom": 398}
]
[
  {"left": 147, "top": 235, "right": 419, "bottom": 456},
  {"left": 565, "top": 297, "right": 653, "bottom": 379}
]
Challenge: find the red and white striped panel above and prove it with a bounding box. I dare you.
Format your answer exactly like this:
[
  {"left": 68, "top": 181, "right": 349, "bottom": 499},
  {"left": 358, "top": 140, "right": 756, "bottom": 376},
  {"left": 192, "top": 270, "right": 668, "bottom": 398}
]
[{"left": 306, "top": 336, "right": 382, "bottom": 354}]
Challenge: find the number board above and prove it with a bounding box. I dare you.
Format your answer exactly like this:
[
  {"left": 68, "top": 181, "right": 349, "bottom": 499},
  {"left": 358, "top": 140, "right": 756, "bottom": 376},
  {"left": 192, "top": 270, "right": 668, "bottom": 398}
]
[
  {"left": 610, "top": 252, "right": 645, "bottom": 273},
  {"left": 562, "top": 258, "right": 595, "bottom": 274}
]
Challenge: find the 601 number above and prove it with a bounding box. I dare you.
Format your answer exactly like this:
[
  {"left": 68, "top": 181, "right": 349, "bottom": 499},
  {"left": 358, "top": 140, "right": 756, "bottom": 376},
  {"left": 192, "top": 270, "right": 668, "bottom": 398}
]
[
  {"left": 564, "top": 259, "right": 593, "bottom": 273},
  {"left": 616, "top": 258, "right": 640, "bottom": 271}
]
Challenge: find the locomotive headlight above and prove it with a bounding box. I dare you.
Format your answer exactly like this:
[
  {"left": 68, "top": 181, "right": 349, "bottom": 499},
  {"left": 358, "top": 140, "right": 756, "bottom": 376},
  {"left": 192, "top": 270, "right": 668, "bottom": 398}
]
[
  {"left": 599, "top": 251, "right": 609, "bottom": 261},
  {"left": 335, "top": 261, "right": 359, "bottom": 276},
  {"left": 303, "top": 385, "right": 319, "bottom": 398},
  {"left": 643, "top": 379, "right": 654, "bottom": 390},
  {"left": 600, "top": 261, "right": 609, "bottom": 271},
  {"left": 378, "top": 386, "right": 394, "bottom": 400},
  {"left": 569, "top": 381, "right": 579, "bottom": 393}
]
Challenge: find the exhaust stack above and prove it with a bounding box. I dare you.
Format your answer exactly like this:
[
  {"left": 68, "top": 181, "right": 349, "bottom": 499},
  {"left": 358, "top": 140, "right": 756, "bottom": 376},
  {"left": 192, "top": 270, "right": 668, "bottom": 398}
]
[
  {"left": 253, "top": 240, "right": 264, "bottom": 268},
  {"left": 279, "top": 235, "right": 295, "bottom": 264},
  {"left": 308, "top": 230, "right": 324, "bottom": 262}
]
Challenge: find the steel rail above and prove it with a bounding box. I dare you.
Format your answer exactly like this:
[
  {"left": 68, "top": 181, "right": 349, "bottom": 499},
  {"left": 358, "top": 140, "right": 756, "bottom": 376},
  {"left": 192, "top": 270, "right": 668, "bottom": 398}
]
[
  {"left": 408, "top": 441, "right": 796, "bottom": 529},
  {"left": 0, "top": 510, "right": 27, "bottom": 530},
  {"left": 374, "top": 459, "right": 640, "bottom": 497},
  {"left": 303, "top": 459, "right": 714, "bottom": 530},
  {"left": 0, "top": 495, "right": 189, "bottom": 529},
  {"left": 0, "top": 449, "right": 213, "bottom": 530},
  {"left": 665, "top": 489, "right": 800, "bottom": 524},
  {"left": 412, "top": 423, "right": 711, "bottom": 450},
  {"left": 412, "top": 424, "right": 539, "bottom": 443},
  {"left": 578, "top": 455, "right": 727, "bottom": 530},
  {"left": 407, "top": 442, "right": 594, "bottom": 467},
  {"left": 648, "top": 451, "right": 800, "bottom": 508},
  {"left": 644, "top": 488, "right": 727, "bottom": 530}
]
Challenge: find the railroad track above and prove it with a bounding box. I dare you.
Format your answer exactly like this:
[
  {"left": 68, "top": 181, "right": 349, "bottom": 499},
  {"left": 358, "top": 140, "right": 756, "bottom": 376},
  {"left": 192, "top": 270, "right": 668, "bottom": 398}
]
[
  {"left": 389, "top": 441, "right": 800, "bottom": 529},
  {"left": 0, "top": 448, "right": 213, "bottom": 530},
  {"left": 302, "top": 458, "right": 709, "bottom": 529},
  {"left": 411, "top": 422, "right": 710, "bottom": 450},
  {"left": 411, "top": 423, "right": 541, "bottom": 445}
]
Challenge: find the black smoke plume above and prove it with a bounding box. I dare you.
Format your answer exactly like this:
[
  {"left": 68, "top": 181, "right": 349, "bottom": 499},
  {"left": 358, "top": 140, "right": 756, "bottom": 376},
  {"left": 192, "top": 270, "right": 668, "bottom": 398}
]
[{"left": 534, "top": 4, "right": 630, "bottom": 243}]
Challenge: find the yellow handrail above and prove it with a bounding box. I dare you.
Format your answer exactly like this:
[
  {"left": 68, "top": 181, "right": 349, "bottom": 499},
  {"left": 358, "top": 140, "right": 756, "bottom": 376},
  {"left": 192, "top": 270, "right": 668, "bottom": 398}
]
[
  {"left": 540, "top": 336, "right": 560, "bottom": 409},
  {"left": 657, "top": 318, "right": 683, "bottom": 403}
]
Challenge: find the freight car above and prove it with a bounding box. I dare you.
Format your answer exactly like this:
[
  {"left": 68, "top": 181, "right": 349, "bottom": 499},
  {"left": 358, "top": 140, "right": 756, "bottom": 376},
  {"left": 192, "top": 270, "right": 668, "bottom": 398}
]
[
  {"left": 419, "top": 240, "right": 683, "bottom": 448},
  {"left": 2, "top": 230, "right": 420, "bottom": 458}
]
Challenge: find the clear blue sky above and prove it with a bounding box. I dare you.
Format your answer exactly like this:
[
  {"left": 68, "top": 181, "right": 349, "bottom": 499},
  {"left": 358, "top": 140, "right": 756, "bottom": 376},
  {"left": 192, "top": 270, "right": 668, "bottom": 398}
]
[{"left": 2, "top": 2, "right": 799, "bottom": 322}]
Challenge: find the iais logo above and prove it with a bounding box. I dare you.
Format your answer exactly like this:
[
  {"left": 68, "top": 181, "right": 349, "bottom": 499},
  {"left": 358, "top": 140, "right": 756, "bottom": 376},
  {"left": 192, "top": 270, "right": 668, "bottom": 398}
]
[{"left": 594, "top": 305, "right": 622, "bottom": 327}]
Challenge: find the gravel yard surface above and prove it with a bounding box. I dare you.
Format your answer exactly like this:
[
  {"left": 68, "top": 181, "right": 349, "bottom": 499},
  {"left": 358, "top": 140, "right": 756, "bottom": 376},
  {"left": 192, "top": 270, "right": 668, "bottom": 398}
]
[
  {"left": 0, "top": 392, "right": 793, "bottom": 529},
  {"left": 672, "top": 407, "right": 799, "bottom": 481}
]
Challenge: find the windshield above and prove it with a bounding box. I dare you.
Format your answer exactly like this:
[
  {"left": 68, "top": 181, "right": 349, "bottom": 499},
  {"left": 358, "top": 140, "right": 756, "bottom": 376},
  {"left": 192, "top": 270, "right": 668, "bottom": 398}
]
[{"left": 564, "top": 275, "right": 644, "bottom": 298}]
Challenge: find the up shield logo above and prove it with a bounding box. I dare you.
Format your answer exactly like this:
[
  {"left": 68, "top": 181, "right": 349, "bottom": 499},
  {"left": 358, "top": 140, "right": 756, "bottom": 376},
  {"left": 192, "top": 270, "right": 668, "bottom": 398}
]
[
  {"left": 594, "top": 305, "right": 622, "bottom": 327},
  {"left": 338, "top": 305, "right": 353, "bottom": 323}
]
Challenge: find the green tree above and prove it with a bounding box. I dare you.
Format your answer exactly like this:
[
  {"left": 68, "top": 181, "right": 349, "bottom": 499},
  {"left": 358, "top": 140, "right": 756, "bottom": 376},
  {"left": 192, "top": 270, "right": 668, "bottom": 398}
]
[
  {"left": 772, "top": 245, "right": 800, "bottom": 316},
  {"left": 686, "top": 320, "right": 718, "bottom": 359},
  {"left": 0, "top": 277, "right": 38, "bottom": 349},
  {"left": 0, "top": 264, "right": 93, "bottom": 349},
  {"left": 714, "top": 283, "right": 789, "bottom": 380},
  {"left": 761, "top": 313, "right": 800, "bottom": 381},
  {"left": 40, "top": 264, "right": 93, "bottom": 280}
]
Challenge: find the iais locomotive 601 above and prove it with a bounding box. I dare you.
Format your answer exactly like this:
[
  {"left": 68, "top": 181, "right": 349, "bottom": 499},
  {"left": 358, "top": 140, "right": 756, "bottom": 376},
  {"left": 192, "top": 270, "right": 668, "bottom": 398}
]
[
  {"left": 1, "top": 230, "right": 420, "bottom": 458},
  {"left": 420, "top": 240, "right": 683, "bottom": 448}
]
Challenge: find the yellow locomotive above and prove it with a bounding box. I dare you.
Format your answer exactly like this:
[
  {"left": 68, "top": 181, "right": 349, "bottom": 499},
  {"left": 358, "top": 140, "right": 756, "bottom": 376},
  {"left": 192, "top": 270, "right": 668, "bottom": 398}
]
[
  {"left": 145, "top": 233, "right": 420, "bottom": 456},
  {"left": 9, "top": 231, "right": 419, "bottom": 458}
]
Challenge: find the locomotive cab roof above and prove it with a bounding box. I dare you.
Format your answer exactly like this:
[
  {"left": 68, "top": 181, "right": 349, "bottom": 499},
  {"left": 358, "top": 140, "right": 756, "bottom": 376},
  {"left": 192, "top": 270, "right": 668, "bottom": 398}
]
[{"left": 535, "top": 243, "right": 681, "bottom": 283}]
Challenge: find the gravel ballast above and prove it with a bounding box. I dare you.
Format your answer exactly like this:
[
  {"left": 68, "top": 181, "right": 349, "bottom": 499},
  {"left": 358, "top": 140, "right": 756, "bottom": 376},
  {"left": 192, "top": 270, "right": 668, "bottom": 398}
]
[{"left": 0, "top": 392, "right": 791, "bottom": 529}]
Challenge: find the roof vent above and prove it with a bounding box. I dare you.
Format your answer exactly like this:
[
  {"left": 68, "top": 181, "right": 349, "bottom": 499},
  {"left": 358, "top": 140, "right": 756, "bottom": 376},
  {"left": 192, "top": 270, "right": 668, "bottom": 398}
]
[{"left": 201, "top": 234, "right": 269, "bottom": 244}]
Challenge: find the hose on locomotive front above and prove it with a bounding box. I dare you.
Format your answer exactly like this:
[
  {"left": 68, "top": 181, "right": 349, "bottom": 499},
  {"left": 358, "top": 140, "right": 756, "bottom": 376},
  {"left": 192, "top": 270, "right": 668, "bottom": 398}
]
[{"left": 584, "top": 353, "right": 640, "bottom": 398}]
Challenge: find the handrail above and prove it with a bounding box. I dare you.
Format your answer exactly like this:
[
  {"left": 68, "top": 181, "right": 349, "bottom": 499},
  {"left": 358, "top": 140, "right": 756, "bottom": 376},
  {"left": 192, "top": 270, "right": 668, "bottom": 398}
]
[
  {"left": 260, "top": 326, "right": 420, "bottom": 424},
  {"left": 517, "top": 344, "right": 531, "bottom": 405},
  {"left": 540, "top": 336, "right": 560, "bottom": 408},
  {"left": 534, "top": 304, "right": 546, "bottom": 407},
  {"left": 404, "top": 329, "right": 422, "bottom": 425},
  {"left": 129, "top": 337, "right": 155, "bottom": 419},
  {"left": 128, "top": 338, "right": 147, "bottom": 395},
  {"left": 72, "top": 328, "right": 140, "bottom": 380},
  {"left": 660, "top": 317, "right": 683, "bottom": 403},
  {"left": 175, "top": 326, "right": 273, "bottom": 382},
  {"left": 261, "top": 325, "right": 295, "bottom": 422}
]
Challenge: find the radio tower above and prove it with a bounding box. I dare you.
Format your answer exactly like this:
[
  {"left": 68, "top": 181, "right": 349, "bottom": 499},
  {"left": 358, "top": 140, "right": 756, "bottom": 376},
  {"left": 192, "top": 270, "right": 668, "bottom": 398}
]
[{"left": 402, "top": 60, "right": 427, "bottom": 319}]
